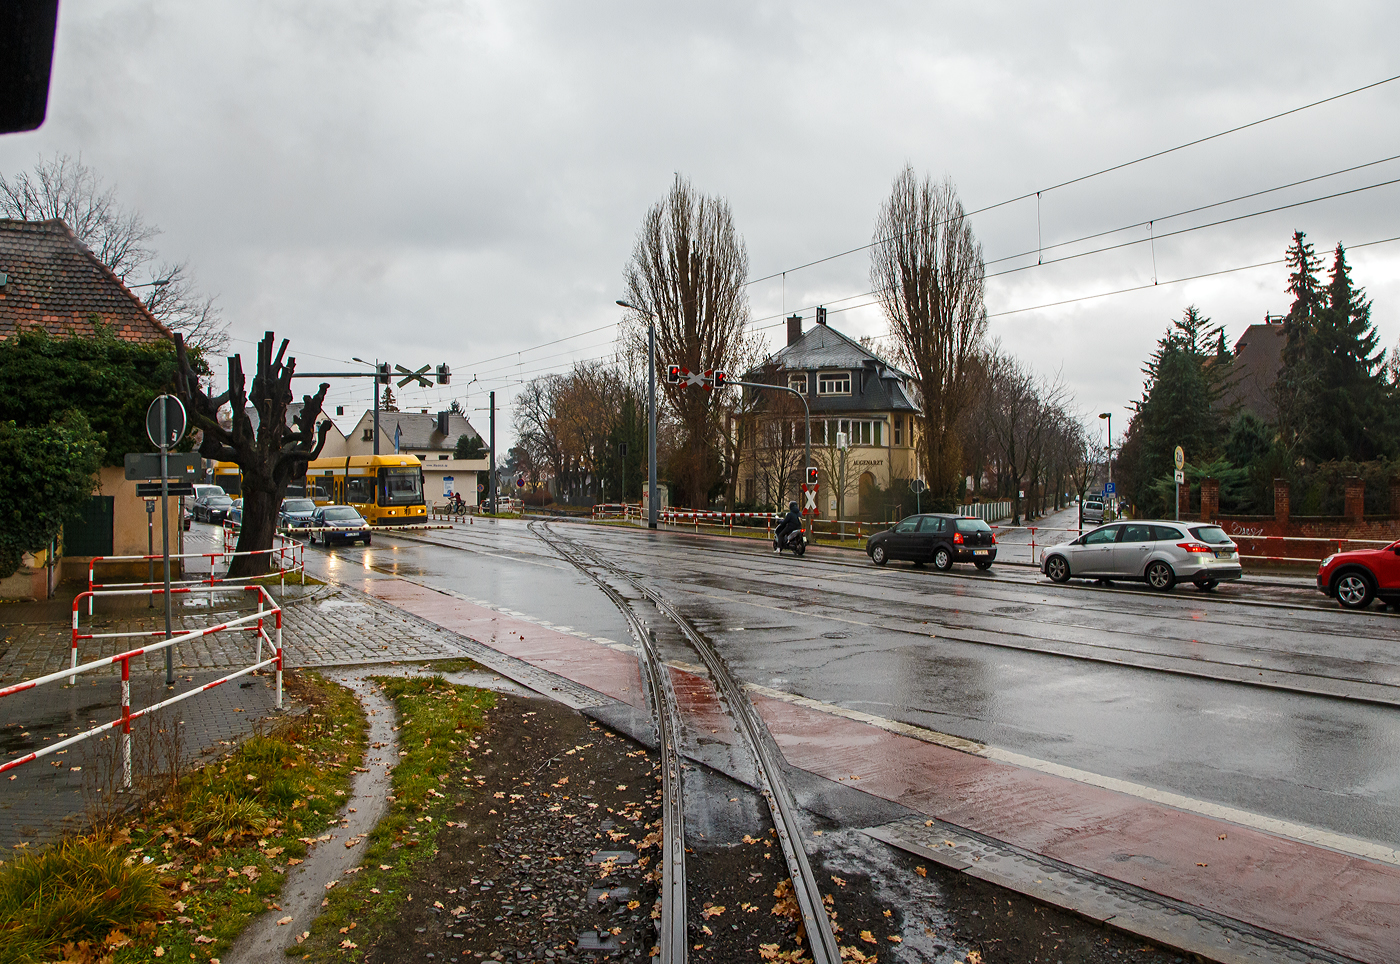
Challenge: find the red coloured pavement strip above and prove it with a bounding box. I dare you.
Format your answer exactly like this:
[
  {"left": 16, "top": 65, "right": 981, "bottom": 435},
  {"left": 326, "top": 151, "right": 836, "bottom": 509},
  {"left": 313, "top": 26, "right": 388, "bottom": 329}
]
[
  {"left": 360, "top": 578, "right": 645, "bottom": 709},
  {"left": 355, "top": 576, "right": 1398, "bottom": 961},
  {"left": 753, "top": 693, "right": 1400, "bottom": 964}
]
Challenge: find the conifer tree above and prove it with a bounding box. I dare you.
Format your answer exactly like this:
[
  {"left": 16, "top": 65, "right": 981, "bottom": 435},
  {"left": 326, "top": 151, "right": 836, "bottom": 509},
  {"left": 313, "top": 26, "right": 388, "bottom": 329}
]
[{"left": 1274, "top": 231, "right": 1325, "bottom": 455}]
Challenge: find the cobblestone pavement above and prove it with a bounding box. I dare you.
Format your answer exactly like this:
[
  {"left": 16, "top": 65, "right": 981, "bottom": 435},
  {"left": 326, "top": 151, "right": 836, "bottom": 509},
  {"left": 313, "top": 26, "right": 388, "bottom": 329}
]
[{"left": 1, "top": 580, "right": 478, "bottom": 849}]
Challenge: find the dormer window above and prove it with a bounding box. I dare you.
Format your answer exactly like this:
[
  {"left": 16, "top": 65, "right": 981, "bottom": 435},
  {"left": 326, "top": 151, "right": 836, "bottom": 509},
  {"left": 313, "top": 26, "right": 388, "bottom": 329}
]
[
  {"left": 817, "top": 372, "right": 851, "bottom": 395},
  {"left": 787, "top": 373, "right": 808, "bottom": 394}
]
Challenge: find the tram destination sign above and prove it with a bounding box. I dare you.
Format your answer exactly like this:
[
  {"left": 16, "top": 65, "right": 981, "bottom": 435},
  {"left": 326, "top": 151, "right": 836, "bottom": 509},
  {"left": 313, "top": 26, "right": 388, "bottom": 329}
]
[{"left": 124, "top": 453, "right": 201, "bottom": 481}]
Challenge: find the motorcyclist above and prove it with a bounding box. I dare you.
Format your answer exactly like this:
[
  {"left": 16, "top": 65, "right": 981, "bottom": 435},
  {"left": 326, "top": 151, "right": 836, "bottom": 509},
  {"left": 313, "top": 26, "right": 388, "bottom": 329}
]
[{"left": 774, "top": 501, "right": 801, "bottom": 552}]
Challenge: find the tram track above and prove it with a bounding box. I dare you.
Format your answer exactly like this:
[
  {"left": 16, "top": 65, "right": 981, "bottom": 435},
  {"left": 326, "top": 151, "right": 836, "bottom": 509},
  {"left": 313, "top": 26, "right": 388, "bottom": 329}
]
[
  {"left": 366, "top": 523, "right": 1400, "bottom": 706},
  {"left": 528, "top": 520, "right": 842, "bottom": 964}
]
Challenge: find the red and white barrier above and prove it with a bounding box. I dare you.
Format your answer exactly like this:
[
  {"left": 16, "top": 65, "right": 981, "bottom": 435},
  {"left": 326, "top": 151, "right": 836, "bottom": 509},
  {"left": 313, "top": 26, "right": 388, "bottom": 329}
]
[
  {"left": 88, "top": 535, "right": 304, "bottom": 613},
  {"left": 4, "top": 585, "right": 283, "bottom": 789}
]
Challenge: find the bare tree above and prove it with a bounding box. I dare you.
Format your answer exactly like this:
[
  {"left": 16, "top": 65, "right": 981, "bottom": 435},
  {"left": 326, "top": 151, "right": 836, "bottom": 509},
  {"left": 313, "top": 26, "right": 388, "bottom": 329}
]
[
  {"left": 871, "top": 167, "right": 988, "bottom": 511},
  {"left": 174, "top": 332, "right": 331, "bottom": 577},
  {"left": 621, "top": 174, "right": 756, "bottom": 508},
  {"left": 0, "top": 153, "right": 228, "bottom": 352}
]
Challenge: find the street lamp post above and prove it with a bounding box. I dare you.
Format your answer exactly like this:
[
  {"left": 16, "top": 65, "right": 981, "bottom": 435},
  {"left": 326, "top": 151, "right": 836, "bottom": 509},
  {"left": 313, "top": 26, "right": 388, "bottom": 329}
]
[
  {"left": 617, "top": 300, "right": 659, "bottom": 529},
  {"left": 353, "top": 358, "right": 381, "bottom": 455},
  {"left": 1098, "top": 412, "right": 1112, "bottom": 517}
]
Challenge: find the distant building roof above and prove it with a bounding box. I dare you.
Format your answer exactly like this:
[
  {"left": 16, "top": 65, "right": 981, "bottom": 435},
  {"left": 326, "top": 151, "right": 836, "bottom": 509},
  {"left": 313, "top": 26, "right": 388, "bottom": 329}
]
[
  {"left": 345, "top": 410, "right": 481, "bottom": 452},
  {"left": 1224, "top": 316, "right": 1286, "bottom": 424},
  {"left": 743, "top": 317, "right": 918, "bottom": 414},
  {"left": 242, "top": 402, "right": 344, "bottom": 437},
  {"left": 0, "top": 218, "right": 173, "bottom": 345}
]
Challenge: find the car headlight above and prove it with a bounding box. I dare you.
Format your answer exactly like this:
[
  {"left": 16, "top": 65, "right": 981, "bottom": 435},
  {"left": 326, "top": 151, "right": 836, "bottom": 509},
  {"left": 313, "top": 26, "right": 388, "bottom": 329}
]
[{"left": 1321, "top": 554, "right": 1335, "bottom": 567}]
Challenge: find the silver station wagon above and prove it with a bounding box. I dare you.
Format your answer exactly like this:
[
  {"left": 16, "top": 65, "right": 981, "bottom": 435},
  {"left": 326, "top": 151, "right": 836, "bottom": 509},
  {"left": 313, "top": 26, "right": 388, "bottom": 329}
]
[{"left": 1039, "top": 521, "right": 1242, "bottom": 591}]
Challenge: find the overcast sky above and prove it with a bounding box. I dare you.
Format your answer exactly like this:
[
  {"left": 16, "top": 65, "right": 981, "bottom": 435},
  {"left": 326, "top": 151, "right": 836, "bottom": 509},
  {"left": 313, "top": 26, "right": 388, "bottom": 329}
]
[{"left": 6, "top": 1, "right": 1400, "bottom": 454}]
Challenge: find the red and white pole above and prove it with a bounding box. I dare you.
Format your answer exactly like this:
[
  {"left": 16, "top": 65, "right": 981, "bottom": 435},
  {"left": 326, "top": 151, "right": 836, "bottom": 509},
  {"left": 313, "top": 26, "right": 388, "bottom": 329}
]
[
  {"left": 120, "top": 656, "right": 132, "bottom": 790},
  {"left": 275, "top": 607, "right": 283, "bottom": 711}
]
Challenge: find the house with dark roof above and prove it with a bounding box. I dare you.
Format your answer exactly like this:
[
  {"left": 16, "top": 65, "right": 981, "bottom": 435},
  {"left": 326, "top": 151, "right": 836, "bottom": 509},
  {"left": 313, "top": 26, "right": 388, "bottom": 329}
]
[
  {"left": 1220, "top": 313, "right": 1286, "bottom": 424},
  {"left": 345, "top": 410, "right": 489, "bottom": 506},
  {"left": 735, "top": 314, "right": 920, "bottom": 518},
  {"left": 0, "top": 219, "right": 176, "bottom": 598}
]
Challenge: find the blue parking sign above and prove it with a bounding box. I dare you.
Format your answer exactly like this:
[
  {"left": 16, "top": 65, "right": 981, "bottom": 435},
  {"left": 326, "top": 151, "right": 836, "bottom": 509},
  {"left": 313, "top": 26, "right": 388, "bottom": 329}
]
[{"left": 1104, "top": 482, "right": 1116, "bottom": 494}]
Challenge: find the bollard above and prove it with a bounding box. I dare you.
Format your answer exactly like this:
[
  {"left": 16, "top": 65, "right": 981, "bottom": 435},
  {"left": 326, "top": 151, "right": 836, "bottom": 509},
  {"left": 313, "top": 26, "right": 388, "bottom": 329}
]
[
  {"left": 275, "top": 608, "right": 283, "bottom": 711},
  {"left": 120, "top": 656, "right": 132, "bottom": 790},
  {"left": 70, "top": 600, "right": 80, "bottom": 684}
]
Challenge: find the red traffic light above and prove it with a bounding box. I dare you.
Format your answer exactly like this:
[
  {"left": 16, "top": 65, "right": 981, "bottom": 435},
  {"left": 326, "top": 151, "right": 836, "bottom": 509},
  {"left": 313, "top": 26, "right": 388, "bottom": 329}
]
[
  {"left": 806, "top": 466, "right": 819, "bottom": 485},
  {"left": 712, "top": 369, "right": 728, "bottom": 388},
  {"left": 666, "top": 364, "right": 683, "bottom": 384}
]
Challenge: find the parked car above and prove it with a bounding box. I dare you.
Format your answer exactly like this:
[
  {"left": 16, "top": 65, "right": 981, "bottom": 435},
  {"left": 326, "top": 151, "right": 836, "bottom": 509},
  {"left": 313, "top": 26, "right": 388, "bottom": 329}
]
[
  {"left": 227, "top": 498, "right": 244, "bottom": 527},
  {"left": 1317, "top": 541, "right": 1400, "bottom": 610},
  {"left": 1081, "top": 500, "right": 1106, "bottom": 524},
  {"left": 1039, "top": 521, "right": 1242, "bottom": 591},
  {"left": 279, "top": 497, "right": 319, "bottom": 530},
  {"left": 309, "top": 506, "right": 372, "bottom": 546},
  {"left": 866, "top": 514, "right": 997, "bottom": 571},
  {"left": 193, "top": 489, "right": 235, "bottom": 524}
]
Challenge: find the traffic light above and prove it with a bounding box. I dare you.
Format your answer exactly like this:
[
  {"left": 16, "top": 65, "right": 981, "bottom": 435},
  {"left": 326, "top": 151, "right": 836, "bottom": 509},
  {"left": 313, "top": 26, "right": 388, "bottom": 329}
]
[
  {"left": 436, "top": 363, "right": 451, "bottom": 385},
  {"left": 806, "top": 466, "right": 819, "bottom": 485},
  {"left": 376, "top": 362, "right": 391, "bottom": 385},
  {"left": 666, "top": 364, "right": 683, "bottom": 384},
  {"left": 711, "top": 369, "right": 728, "bottom": 388}
]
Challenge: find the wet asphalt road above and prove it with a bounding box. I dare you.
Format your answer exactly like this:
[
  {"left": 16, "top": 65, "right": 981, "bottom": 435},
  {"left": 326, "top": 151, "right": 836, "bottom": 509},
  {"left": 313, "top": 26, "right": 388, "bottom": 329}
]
[{"left": 309, "top": 516, "right": 1400, "bottom": 854}]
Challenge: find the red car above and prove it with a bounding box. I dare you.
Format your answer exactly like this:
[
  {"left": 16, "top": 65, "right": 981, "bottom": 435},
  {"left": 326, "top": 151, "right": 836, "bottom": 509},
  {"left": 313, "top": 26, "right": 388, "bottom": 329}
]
[{"left": 1317, "top": 541, "right": 1400, "bottom": 609}]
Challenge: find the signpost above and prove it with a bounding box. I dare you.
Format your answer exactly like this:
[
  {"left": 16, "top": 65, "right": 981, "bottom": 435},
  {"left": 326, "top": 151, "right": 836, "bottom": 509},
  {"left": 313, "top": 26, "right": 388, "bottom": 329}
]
[
  {"left": 1174, "top": 446, "right": 1186, "bottom": 521},
  {"left": 145, "top": 395, "right": 187, "bottom": 686},
  {"left": 911, "top": 478, "right": 926, "bottom": 514}
]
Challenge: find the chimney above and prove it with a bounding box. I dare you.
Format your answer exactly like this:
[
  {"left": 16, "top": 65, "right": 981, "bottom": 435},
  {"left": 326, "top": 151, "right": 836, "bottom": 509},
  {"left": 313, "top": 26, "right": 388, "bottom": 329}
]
[{"left": 787, "top": 315, "right": 802, "bottom": 345}]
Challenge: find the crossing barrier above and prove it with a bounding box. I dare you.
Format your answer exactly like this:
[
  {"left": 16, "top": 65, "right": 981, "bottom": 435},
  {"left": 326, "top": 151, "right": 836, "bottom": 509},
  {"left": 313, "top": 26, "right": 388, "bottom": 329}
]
[
  {"left": 87, "top": 537, "right": 304, "bottom": 613},
  {"left": 3, "top": 585, "right": 283, "bottom": 789}
]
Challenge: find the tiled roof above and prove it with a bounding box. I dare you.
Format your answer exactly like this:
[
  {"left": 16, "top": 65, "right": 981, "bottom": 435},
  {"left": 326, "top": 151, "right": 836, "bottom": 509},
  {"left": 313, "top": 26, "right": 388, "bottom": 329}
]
[
  {"left": 743, "top": 322, "right": 919, "bottom": 414},
  {"left": 1223, "top": 322, "right": 1285, "bottom": 423},
  {"left": 0, "top": 218, "right": 173, "bottom": 344},
  {"left": 351, "top": 411, "right": 481, "bottom": 451}
]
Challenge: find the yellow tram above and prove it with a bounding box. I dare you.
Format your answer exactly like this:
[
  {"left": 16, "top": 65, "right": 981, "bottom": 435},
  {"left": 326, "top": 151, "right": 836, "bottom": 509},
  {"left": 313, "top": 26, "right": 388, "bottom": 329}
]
[{"left": 304, "top": 454, "right": 427, "bottom": 526}]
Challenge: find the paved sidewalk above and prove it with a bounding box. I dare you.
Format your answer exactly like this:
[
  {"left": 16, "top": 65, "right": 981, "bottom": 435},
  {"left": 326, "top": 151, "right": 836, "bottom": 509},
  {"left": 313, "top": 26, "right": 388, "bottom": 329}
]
[{"left": 0, "top": 580, "right": 479, "bottom": 848}]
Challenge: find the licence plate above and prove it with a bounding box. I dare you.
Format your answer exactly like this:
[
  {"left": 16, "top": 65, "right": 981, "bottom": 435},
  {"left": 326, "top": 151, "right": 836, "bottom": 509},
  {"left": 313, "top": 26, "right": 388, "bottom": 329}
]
[
  {"left": 1214, "top": 550, "right": 1234, "bottom": 558},
  {"left": 974, "top": 549, "right": 990, "bottom": 556}
]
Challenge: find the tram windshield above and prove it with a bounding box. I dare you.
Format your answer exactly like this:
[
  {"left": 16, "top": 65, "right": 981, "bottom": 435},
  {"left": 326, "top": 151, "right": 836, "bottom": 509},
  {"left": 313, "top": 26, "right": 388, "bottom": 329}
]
[{"left": 381, "top": 469, "right": 424, "bottom": 505}]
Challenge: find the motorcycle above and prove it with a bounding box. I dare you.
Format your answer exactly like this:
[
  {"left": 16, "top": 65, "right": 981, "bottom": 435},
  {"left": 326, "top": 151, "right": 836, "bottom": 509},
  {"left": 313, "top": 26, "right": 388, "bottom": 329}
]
[{"left": 774, "top": 526, "right": 807, "bottom": 557}]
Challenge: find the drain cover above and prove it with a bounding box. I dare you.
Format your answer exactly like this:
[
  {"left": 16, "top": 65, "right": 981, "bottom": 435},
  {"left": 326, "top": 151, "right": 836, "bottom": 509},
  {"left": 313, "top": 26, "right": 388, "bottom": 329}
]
[
  {"left": 821, "top": 631, "right": 850, "bottom": 639},
  {"left": 992, "top": 605, "right": 1034, "bottom": 616}
]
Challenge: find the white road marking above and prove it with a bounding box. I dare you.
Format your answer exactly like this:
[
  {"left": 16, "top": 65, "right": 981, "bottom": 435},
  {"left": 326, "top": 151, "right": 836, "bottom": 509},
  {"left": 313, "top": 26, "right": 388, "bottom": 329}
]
[{"left": 744, "top": 682, "right": 1400, "bottom": 868}]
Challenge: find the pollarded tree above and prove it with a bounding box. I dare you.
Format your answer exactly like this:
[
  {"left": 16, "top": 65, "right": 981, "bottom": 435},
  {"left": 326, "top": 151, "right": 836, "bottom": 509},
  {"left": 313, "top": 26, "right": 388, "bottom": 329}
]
[
  {"left": 622, "top": 174, "right": 755, "bottom": 508},
  {"left": 174, "top": 332, "right": 331, "bottom": 577},
  {"left": 871, "top": 167, "right": 987, "bottom": 511}
]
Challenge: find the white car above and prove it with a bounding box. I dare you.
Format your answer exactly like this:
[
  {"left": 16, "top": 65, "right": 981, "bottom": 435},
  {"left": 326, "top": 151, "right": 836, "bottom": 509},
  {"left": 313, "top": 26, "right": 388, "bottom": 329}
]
[
  {"left": 1040, "top": 521, "right": 1242, "bottom": 591},
  {"left": 1081, "top": 500, "right": 1106, "bottom": 524}
]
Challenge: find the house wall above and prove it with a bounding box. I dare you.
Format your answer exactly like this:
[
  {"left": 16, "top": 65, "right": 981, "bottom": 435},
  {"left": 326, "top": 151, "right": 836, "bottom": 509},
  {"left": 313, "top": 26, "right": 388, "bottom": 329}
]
[
  {"left": 420, "top": 458, "right": 488, "bottom": 506},
  {"left": 60, "top": 465, "right": 183, "bottom": 583}
]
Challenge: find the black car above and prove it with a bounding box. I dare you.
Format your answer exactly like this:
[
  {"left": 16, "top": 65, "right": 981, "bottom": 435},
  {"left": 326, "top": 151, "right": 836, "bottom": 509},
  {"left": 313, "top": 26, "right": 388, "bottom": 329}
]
[
  {"left": 194, "top": 492, "right": 235, "bottom": 524},
  {"left": 866, "top": 513, "right": 997, "bottom": 571},
  {"left": 309, "top": 506, "right": 372, "bottom": 546}
]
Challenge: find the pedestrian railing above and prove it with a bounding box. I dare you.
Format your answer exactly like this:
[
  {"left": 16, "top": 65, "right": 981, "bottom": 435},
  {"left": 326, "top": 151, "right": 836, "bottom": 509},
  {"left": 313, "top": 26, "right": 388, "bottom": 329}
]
[
  {"left": 87, "top": 539, "right": 305, "bottom": 614},
  {"left": 958, "top": 501, "right": 1012, "bottom": 523},
  {"left": 2, "top": 584, "right": 283, "bottom": 789}
]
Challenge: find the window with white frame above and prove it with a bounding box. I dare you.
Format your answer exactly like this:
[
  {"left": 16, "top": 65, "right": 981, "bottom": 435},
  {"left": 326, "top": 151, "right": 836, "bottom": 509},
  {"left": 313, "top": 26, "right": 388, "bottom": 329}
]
[
  {"left": 787, "top": 373, "right": 808, "bottom": 394},
  {"left": 826, "top": 418, "right": 883, "bottom": 447},
  {"left": 817, "top": 371, "right": 851, "bottom": 395}
]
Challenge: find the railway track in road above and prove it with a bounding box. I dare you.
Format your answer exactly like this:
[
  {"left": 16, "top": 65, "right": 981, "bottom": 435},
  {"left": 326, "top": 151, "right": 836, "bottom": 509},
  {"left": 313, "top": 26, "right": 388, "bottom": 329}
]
[
  {"left": 528, "top": 520, "right": 842, "bottom": 964},
  {"left": 366, "top": 522, "right": 1400, "bottom": 704}
]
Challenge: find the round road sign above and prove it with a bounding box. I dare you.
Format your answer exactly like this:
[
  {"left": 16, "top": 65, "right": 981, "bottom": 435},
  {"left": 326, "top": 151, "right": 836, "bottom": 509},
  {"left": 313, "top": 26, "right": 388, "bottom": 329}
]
[
  {"left": 910, "top": 479, "right": 927, "bottom": 494},
  {"left": 1174, "top": 445, "right": 1185, "bottom": 470},
  {"left": 146, "top": 395, "right": 187, "bottom": 449}
]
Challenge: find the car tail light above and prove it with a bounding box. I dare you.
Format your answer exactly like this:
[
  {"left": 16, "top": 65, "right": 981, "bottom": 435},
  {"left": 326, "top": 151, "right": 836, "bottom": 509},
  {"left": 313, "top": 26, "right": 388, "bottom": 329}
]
[
  {"left": 1177, "top": 542, "right": 1213, "bottom": 553},
  {"left": 953, "top": 532, "right": 964, "bottom": 544},
  {"left": 989, "top": 534, "right": 996, "bottom": 544}
]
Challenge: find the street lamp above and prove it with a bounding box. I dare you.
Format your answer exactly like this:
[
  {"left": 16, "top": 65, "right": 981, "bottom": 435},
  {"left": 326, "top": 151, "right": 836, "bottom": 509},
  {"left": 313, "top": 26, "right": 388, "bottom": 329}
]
[
  {"left": 616, "top": 300, "right": 659, "bottom": 529},
  {"left": 1098, "top": 411, "right": 1112, "bottom": 490},
  {"left": 353, "top": 357, "right": 382, "bottom": 455}
]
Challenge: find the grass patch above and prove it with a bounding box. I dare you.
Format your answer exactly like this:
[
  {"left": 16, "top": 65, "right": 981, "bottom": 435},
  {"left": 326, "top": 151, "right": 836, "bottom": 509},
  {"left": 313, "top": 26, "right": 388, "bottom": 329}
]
[
  {"left": 297, "top": 676, "right": 494, "bottom": 962},
  {"left": 423, "top": 657, "right": 485, "bottom": 675},
  {"left": 0, "top": 670, "right": 367, "bottom": 964}
]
